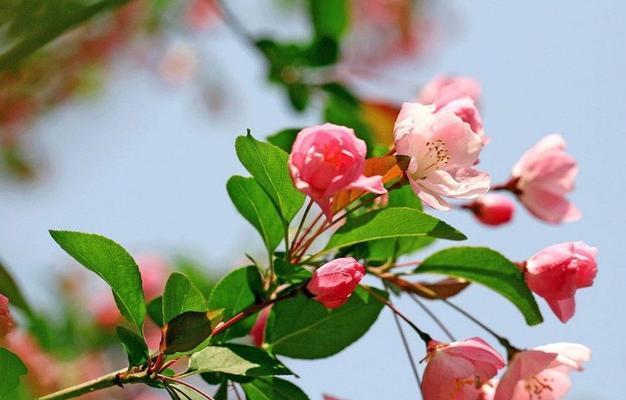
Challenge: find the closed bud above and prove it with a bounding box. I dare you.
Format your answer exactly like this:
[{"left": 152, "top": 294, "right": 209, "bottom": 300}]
[{"left": 306, "top": 258, "right": 365, "bottom": 309}]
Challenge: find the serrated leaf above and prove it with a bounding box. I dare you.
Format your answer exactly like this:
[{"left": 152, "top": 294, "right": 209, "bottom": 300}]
[
  {"left": 235, "top": 133, "right": 304, "bottom": 223},
  {"left": 0, "top": 348, "right": 27, "bottom": 398},
  {"left": 184, "top": 344, "right": 291, "bottom": 378},
  {"left": 207, "top": 266, "right": 263, "bottom": 341},
  {"left": 227, "top": 176, "right": 284, "bottom": 253},
  {"left": 116, "top": 327, "right": 149, "bottom": 367},
  {"left": 49, "top": 230, "right": 146, "bottom": 332},
  {"left": 416, "top": 247, "right": 543, "bottom": 325},
  {"left": 162, "top": 272, "right": 206, "bottom": 324},
  {"left": 266, "top": 287, "right": 386, "bottom": 359},
  {"left": 0, "top": 260, "right": 33, "bottom": 317},
  {"left": 164, "top": 311, "right": 212, "bottom": 354},
  {"left": 325, "top": 208, "right": 465, "bottom": 251},
  {"left": 242, "top": 377, "right": 310, "bottom": 400}
]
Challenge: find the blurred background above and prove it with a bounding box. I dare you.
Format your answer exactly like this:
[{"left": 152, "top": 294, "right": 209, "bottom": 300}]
[{"left": 1, "top": 0, "right": 625, "bottom": 399}]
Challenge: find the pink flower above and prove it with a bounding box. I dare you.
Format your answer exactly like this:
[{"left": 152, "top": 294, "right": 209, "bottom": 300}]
[
  {"left": 422, "top": 337, "right": 505, "bottom": 400},
  {"left": 306, "top": 258, "right": 366, "bottom": 309},
  {"left": 467, "top": 194, "right": 515, "bottom": 226},
  {"left": 419, "top": 75, "right": 482, "bottom": 109},
  {"left": 394, "top": 103, "right": 490, "bottom": 210},
  {"left": 158, "top": 41, "right": 199, "bottom": 85},
  {"left": 0, "top": 294, "right": 14, "bottom": 338},
  {"left": 249, "top": 306, "right": 271, "bottom": 347},
  {"left": 289, "top": 123, "right": 386, "bottom": 220},
  {"left": 494, "top": 343, "right": 591, "bottom": 400},
  {"left": 511, "top": 134, "right": 580, "bottom": 224},
  {"left": 524, "top": 242, "right": 597, "bottom": 323}
]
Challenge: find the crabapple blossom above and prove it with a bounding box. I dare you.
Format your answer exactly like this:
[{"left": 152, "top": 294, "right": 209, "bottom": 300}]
[
  {"left": 0, "top": 294, "right": 13, "bottom": 337},
  {"left": 494, "top": 343, "right": 591, "bottom": 400},
  {"left": 306, "top": 258, "right": 365, "bottom": 309},
  {"left": 422, "top": 337, "right": 505, "bottom": 400},
  {"left": 394, "top": 102, "right": 490, "bottom": 210},
  {"left": 419, "top": 75, "right": 482, "bottom": 109},
  {"left": 289, "top": 123, "right": 386, "bottom": 220},
  {"left": 523, "top": 242, "right": 597, "bottom": 323},
  {"left": 510, "top": 134, "right": 580, "bottom": 224}
]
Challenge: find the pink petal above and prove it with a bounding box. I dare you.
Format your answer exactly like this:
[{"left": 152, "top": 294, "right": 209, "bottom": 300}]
[
  {"left": 347, "top": 174, "right": 387, "bottom": 195},
  {"left": 546, "top": 297, "right": 576, "bottom": 323}
]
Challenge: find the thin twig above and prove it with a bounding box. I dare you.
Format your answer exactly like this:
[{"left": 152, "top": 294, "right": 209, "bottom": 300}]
[
  {"left": 408, "top": 293, "right": 456, "bottom": 342},
  {"left": 390, "top": 300, "right": 423, "bottom": 397},
  {"left": 290, "top": 199, "right": 314, "bottom": 256},
  {"left": 162, "top": 376, "right": 215, "bottom": 400}
]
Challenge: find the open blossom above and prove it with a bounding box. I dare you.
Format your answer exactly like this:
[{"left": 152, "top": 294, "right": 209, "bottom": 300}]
[
  {"left": 524, "top": 242, "right": 597, "bottom": 323},
  {"left": 0, "top": 294, "right": 13, "bottom": 337},
  {"left": 419, "top": 75, "right": 481, "bottom": 109},
  {"left": 510, "top": 134, "right": 580, "bottom": 224},
  {"left": 494, "top": 343, "right": 591, "bottom": 400},
  {"left": 394, "top": 102, "right": 490, "bottom": 210},
  {"left": 422, "top": 337, "right": 505, "bottom": 400},
  {"left": 467, "top": 194, "right": 515, "bottom": 226},
  {"left": 289, "top": 123, "right": 386, "bottom": 220},
  {"left": 307, "top": 258, "right": 365, "bottom": 309}
]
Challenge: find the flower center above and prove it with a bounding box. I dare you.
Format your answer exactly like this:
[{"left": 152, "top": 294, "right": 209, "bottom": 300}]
[
  {"left": 523, "top": 375, "right": 553, "bottom": 399},
  {"left": 414, "top": 139, "right": 450, "bottom": 179}
]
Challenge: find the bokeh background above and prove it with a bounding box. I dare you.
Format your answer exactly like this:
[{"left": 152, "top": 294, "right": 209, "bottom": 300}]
[{"left": 1, "top": 1, "right": 625, "bottom": 399}]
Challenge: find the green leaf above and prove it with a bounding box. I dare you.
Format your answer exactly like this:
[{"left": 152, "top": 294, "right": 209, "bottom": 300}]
[
  {"left": 325, "top": 208, "right": 465, "bottom": 252},
  {"left": 162, "top": 273, "right": 207, "bottom": 324},
  {"left": 184, "top": 344, "right": 291, "bottom": 378},
  {"left": 242, "top": 377, "right": 310, "bottom": 400},
  {"left": 267, "top": 128, "right": 301, "bottom": 153},
  {"left": 235, "top": 133, "right": 304, "bottom": 223},
  {"left": 116, "top": 327, "right": 149, "bottom": 367},
  {"left": 0, "top": 260, "right": 33, "bottom": 317},
  {"left": 174, "top": 256, "right": 217, "bottom": 297},
  {"left": 0, "top": 348, "right": 27, "bottom": 399},
  {"left": 287, "top": 83, "right": 311, "bottom": 112},
  {"left": 227, "top": 176, "right": 284, "bottom": 253},
  {"left": 49, "top": 230, "right": 146, "bottom": 332},
  {"left": 308, "top": 0, "right": 348, "bottom": 40},
  {"left": 416, "top": 247, "right": 543, "bottom": 325},
  {"left": 266, "top": 287, "right": 386, "bottom": 359},
  {"left": 365, "top": 187, "right": 435, "bottom": 260},
  {"left": 169, "top": 384, "right": 206, "bottom": 400},
  {"left": 164, "top": 311, "right": 212, "bottom": 354},
  {"left": 0, "top": 0, "right": 133, "bottom": 70},
  {"left": 214, "top": 383, "right": 228, "bottom": 400},
  {"left": 274, "top": 259, "right": 312, "bottom": 285},
  {"left": 207, "top": 266, "right": 263, "bottom": 341},
  {"left": 147, "top": 296, "right": 164, "bottom": 327}
]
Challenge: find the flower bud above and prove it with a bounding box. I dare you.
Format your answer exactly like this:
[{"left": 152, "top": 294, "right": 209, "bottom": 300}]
[
  {"left": 306, "top": 258, "right": 365, "bottom": 309},
  {"left": 467, "top": 194, "right": 515, "bottom": 226},
  {"left": 524, "top": 241, "right": 597, "bottom": 323},
  {"left": 0, "top": 294, "right": 13, "bottom": 338},
  {"left": 289, "top": 124, "right": 386, "bottom": 220}
]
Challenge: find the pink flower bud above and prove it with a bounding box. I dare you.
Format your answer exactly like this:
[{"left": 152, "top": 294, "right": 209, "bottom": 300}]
[
  {"left": 494, "top": 343, "right": 590, "bottom": 400},
  {"left": 0, "top": 294, "right": 14, "bottom": 338},
  {"left": 524, "top": 242, "right": 597, "bottom": 323},
  {"left": 422, "top": 338, "right": 505, "bottom": 400},
  {"left": 249, "top": 306, "right": 271, "bottom": 347},
  {"left": 289, "top": 124, "right": 386, "bottom": 220},
  {"left": 511, "top": 134, "right": 581, "bottom": 224},
  {"left": 468, "top": 194, "right": 515, "bottom": 226},
  {"left": 306, "top": 258, "right": 366, "bottom": 309},
  {"left": 419, "top": 75, "right": 482, "bottom": 109}
]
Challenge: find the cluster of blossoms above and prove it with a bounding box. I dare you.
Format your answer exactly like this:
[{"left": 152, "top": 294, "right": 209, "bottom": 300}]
[{"left": 283, "top": 75, "right": 596, "bottom": 399}]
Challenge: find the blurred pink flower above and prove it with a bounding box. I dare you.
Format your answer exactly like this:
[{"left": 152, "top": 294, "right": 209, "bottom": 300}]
[
  {"left": 307, "top": 258, "right": 365, "bottom": 309},
  {"left": 494, "top": 343, "right": 591, "bottom": 400},
  {"left": 511, "top": 134, "right": 580, "bottom": 224},
  {"left": 0, "top": 294, "right": 14, "bottom": 338},
  {"left": 524, "top": 242, "right": 597, "bottom": 323},
  {"left": 289, "top": 124, "right": 386, "bottom": 220},
  {"left": 394, "top": 102, "right": 490, "bottom": 210},
  {"left": 158, "top": 41, "right": 200, "bottom": 85},
  {"left": 422, "top": 337, "right": 505, "bottom": 400},
  {"left": 184, "top": 0, "right": 221, "bottom": 30},
  {"left": 467, "top": 194, "right": 515, "bottom": 226}
]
